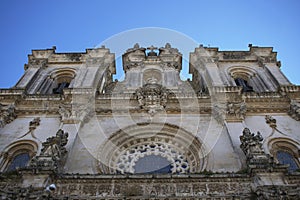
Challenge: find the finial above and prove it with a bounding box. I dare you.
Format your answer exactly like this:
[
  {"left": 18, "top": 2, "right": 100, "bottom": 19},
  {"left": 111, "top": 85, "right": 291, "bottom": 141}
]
[
  {"left": 147, "top": 45, "right": 158, "bottom": 56},
  {"left": 165, "top": 43, "right": 171, "bottom": 48}
]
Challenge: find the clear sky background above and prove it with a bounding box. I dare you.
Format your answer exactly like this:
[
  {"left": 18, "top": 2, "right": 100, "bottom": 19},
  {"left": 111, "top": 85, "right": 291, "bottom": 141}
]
[{"left": 0, "top": 0, "right": 299, "bottom": 87}]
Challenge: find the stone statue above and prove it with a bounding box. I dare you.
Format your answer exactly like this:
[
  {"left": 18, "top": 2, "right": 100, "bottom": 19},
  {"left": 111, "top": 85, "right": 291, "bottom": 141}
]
[{"left": 30, "top": 129, "right": 69, "bottom": 171}]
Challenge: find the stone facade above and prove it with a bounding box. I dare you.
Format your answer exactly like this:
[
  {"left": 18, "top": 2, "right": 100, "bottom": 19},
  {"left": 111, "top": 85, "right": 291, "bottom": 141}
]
[{"left": 0, "top": 44, "right": 299, "bottom": 199}]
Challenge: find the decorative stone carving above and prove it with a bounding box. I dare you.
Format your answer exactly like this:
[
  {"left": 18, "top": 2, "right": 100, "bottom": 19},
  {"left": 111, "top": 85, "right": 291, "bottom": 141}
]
[
  {"left": 212, "top": 101, "right": 247, "bottom": 123},
  {"left": 123, "top": 43, "right": 146, "bottom": 70},
  {"left": 223, "top": 52, "right": 248, "bottom": 59},
  {"left": 29, "top": 129, "right": 68, "bottom": 172},
  {"left": 0, "top": 103, "right": 17, "bottom": 128},
  {"left": 289, "top": 101, "right": 300, "bottom": 120},
  {"left": 240, "top": 128, "right": 287, "bottom": 173},
  {"left": 0, "top": 185, "right": 53, "bottom": 200},
  {"left": 135, "top": 83, "right": 168, "bottom": 115},
  {"left": 147, "top": 45, "right": 158, "bottom": 56},
  {"left": 226, "top": 101, "right": 247, "bottom": 119},
  {"left": 29, "top": 117, "right": 41, "bottom": 130},
  {"left": 240, "top": 128, "right": 264, "bottom": 154},
  {"left": 18, "top": 117, "right": 41, "bottom": 139},
  {"left": 58, "top": 103, "right": 92, "bottom": 123},
  {"left": 255, "top": 185, "right": 300, "bottom": 200},
  {"left": 265, "top": 115, "right": 277, "bottom": 128},
  {"left": 212, "top": 103, "right": 226, "bottom": 124},
  {"left": 240, "top": 128, "right": 271, "bottom": 171},
  {"left": 159, "top": 43, "right": 182, "bottom": 70}
]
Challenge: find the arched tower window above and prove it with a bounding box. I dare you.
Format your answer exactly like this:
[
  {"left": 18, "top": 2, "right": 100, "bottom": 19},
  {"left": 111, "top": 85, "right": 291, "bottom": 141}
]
[
  {"left": 228, "top": 66, "right": 260, "bottom": 92},
  {"left": 52, "top": 81, "right": 70, "bottom": 94},
  {"left": 0, "top": 140, "right": 38, "bottom": 172},
  {"left": 37, "top": 68, "right": 76, "bottom": 94},
  {"left": 50, "top": 69, "right": 75, "bottom": 94},
  {"left": 234, "top": 77, "right": 254, "bottom": 92}
]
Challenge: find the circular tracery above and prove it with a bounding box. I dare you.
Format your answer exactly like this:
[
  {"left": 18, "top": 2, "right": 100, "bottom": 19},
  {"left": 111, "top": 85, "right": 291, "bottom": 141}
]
[
  {"left": 97, "top": 123, "right": 207, "bottom": 174},
  {"left": 116, "top": 142, "right": 189, "bottom": 174}
]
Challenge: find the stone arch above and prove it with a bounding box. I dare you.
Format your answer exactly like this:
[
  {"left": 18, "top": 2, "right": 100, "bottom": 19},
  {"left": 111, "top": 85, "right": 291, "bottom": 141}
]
[
  {"left": 0, "top": 140, "right": 38, "bottom": 171},
  {"left": 97, "top": 123, "right": 207, "bottom": 174},
  {"left": 228, "top": 66, "right": 256, "bottom": 80},
  {"left": 227, "top": 66, "right": 267, "bottom": 92},
  {"left": 268, "top": 137, "right": 300, "bottom": 171},
  {"left": 50, "top": 68, "right": 76, "bottom": 83},
  {"left": 38, "top": 68, "right": 76, "bottom": 94}
]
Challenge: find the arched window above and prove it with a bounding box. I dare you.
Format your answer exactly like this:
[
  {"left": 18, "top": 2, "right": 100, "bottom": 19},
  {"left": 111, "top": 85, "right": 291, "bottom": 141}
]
[
  {"left": 37, "top": 68, "right": 76, "bottom": 94},
  {"left": 234, "top": 77, "right": 254, "bottom": 92},
  {"left": 53, "top": 81, "right": 70, "bottom": 94},
  {"left": 6, "top": 153, "right": 30, "bottom": 171},
  {"left": 51, "top": 69, "right": 75, "bottom": 94},
  {"left": 276, "top": 151, "right": 299, "bottom": 172},
  {"left": 0, "top": 140, "right": 38, "bottom": 172},
  {"left": 268, "top": 138, "right": 300, "bottom": 173}
]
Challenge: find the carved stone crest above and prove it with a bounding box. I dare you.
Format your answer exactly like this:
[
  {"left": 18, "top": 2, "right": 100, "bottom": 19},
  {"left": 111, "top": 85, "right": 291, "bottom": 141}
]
[{"left": 135, "top": 83, "right": 168, "bottom": 115}]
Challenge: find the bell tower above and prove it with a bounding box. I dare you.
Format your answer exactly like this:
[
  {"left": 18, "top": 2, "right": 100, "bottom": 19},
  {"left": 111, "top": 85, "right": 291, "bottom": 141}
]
[
  {"left": 14, "top": 46, "right": 115, "bottom": 95},
  {"left": 189, "top": 44, "right": 291, "bottom": 94}
]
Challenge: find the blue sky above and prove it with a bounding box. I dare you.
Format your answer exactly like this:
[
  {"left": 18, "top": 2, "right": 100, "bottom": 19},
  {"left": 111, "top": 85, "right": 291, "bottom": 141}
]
[{"left": 0, "top": 0, "right": 299, "bottom": 87}]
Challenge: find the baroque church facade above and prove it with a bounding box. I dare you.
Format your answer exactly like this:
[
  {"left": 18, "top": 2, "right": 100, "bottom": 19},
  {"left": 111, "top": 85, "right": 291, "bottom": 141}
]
[{"left": 0, "top": 43, "right": 299, "bottom": 199}]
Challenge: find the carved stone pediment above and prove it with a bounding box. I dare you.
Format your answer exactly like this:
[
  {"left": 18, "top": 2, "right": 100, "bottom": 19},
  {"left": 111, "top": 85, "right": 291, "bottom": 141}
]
[
  {"left": 135, "top": 83, "right": 168, "bottom": 115},
  {"left": 255, "top": 185, "right": 300, "bottom": 200}
]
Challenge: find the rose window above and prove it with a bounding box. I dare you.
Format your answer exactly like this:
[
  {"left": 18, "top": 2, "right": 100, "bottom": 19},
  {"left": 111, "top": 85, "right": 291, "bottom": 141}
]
[{"left": 116, "top": 142, "right": 189, "bottom": 174}]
